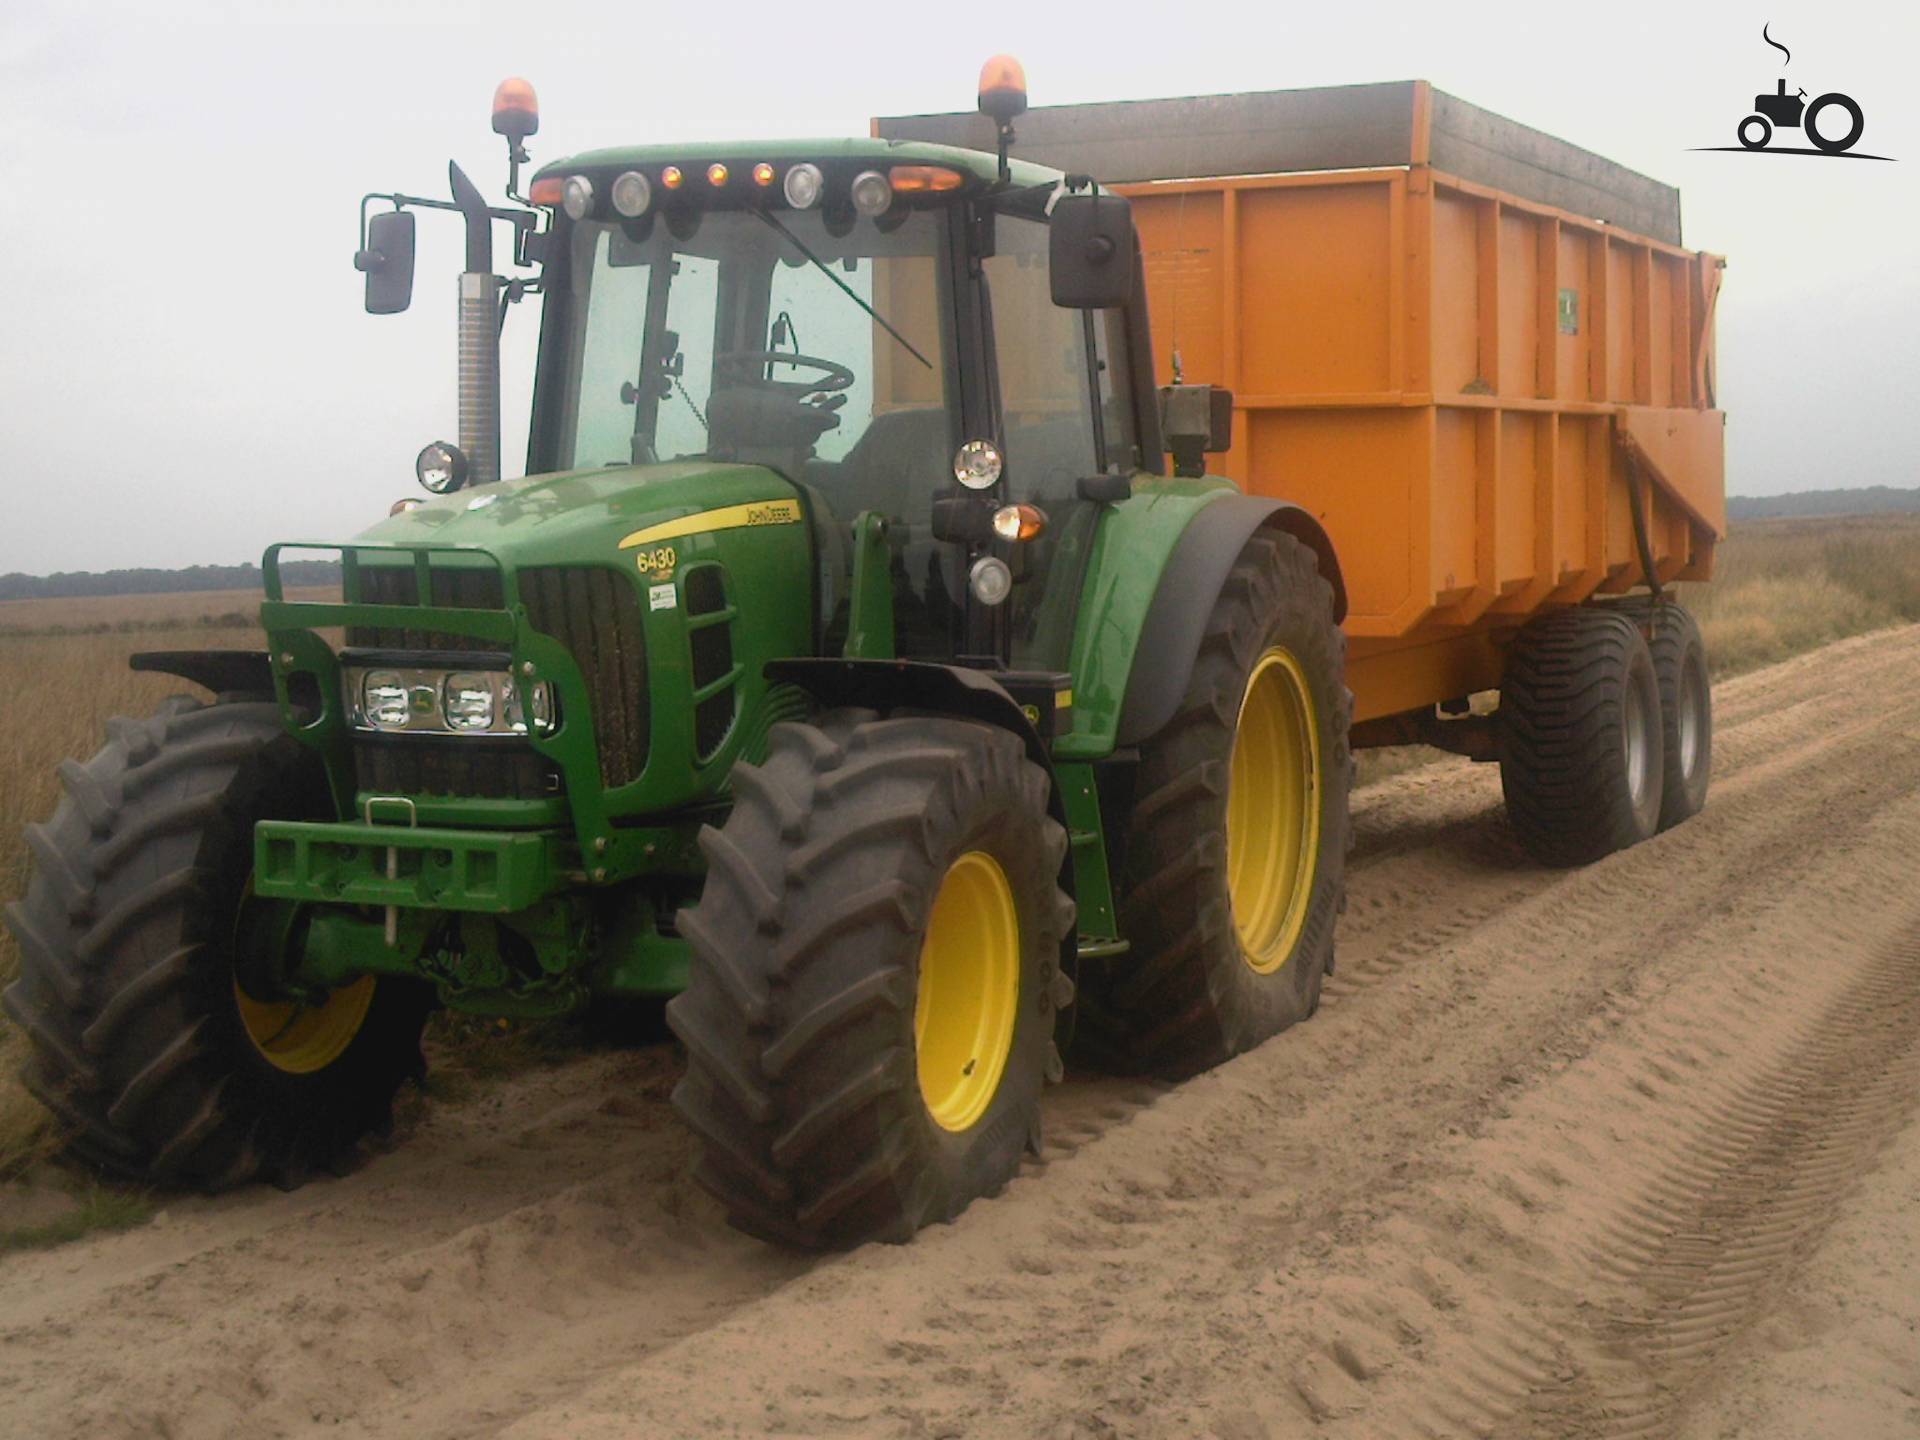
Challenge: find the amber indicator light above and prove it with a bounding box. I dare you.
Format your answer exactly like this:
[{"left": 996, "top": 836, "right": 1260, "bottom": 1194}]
[{"left": 888, "top": 165, "right": 964, "bottom": 193}]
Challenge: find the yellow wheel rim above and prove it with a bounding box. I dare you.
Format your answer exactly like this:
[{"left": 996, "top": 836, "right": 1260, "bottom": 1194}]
[
  {"left": 1227, "top": 647, "right": 1322, "bottom": 974},
  {"left": 234, "top": 975, "right": 376, "bottom": 1075},
  {"left": 915, "top": 851, "right": 1021, "bottom": 1133}
]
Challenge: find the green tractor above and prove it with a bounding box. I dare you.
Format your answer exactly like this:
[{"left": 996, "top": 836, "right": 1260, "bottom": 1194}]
[{"left": 4, "top": 61, "right": 1349, "bottom": 1246}]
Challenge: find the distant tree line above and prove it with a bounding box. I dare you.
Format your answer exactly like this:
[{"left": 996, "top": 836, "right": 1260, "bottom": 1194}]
[
  {"left": 0, "top": 560, "right": 342, "bottom": 602},
  {"left": 1729, "top": 487, "right": 1920, "bottom": 522}
]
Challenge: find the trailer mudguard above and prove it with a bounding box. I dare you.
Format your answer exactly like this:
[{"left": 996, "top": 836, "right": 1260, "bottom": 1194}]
[{"left": 1115, "top": 496, "right": 1345, "bottom": 748}]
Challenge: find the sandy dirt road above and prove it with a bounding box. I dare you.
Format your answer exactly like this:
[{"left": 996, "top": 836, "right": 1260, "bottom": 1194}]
[{"left": 4, "top": 626, "right": 1920, "bottom": 1439}]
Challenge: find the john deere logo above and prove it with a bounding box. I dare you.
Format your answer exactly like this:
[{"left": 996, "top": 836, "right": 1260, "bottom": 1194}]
[
  {"left": 617, "top": 498, "right": 803, "bottom": 551},
  {"left": 408, "top": 685, "right": 437, "bottom": 716},
  {"left": 1695, "top": 25, "right": 1893, "bottom": 161}
]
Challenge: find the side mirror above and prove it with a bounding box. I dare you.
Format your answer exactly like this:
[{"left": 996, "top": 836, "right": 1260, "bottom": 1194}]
[
  {"left": 357, "top": 210, "right": 417, "bottom": 315},
  {"left": 1049, "top": 191, "right": 1135, "bottom": 309},
  {"left": 1160, "top": 384, "right": 1234, "bottom": 477}
]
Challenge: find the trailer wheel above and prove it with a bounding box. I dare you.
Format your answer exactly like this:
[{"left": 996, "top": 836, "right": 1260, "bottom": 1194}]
[
  {"left": 667, "top": 711, "right": 1072, "bottom": 1248},
  {"left": 1499, "top": 608, "right": 1665, "bottom": 866},
  {"left": 1083, "top": 530, "right": 1351, "bottom": 1080},
  {"left": 2, "top": 699, "right": 432, "bottom": 1190},
  {"left": 1612, "top": 600, "right": 1713, "bottom": 829}
]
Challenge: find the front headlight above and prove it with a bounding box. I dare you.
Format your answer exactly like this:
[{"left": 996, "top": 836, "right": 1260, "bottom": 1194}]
[
  {"left": 362, "top": 670, "right": 412, "bottom": 730},
  {"left": 442, "top": 672, "right": 498, "bottom": 731},
  {"left": 347, "top": 665, "right": 555, "bottom": 737}
]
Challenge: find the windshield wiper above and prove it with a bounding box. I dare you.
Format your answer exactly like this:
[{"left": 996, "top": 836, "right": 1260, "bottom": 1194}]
[{"left": 753, "top": 209, "right": 933, "bottom": 371}]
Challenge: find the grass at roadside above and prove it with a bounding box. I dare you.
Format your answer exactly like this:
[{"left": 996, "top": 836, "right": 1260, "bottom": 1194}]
[
  {"left": 1685, "top": 514, "right": 1920, "bottom": 676},
  {"left": 2, "top": 512, "right": 1919, "bottom": 1200}
]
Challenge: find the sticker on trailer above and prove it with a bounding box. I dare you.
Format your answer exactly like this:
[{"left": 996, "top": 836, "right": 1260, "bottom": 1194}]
[
  {"left": 1557, "top": 288, "right": 1580, "bottom": 335},
  {"left": 649, "top": 582, "right": 677, "bottom": 612}
]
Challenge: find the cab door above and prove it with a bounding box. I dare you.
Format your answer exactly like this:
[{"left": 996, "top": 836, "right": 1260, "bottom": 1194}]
[{"left": 982, "top": 211, "right": 1146, "bottom": 673}]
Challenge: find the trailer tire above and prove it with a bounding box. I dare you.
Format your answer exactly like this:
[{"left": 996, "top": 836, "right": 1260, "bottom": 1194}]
[
  {"left": 667, "top": 711, "right": 1072, "bottom": 1249},
  {"left": 2, "top": 699, "right": 432, "bottom": 1190},
  {"left": 1612, "top": 600, "right": 1712, "bottom": 829},
  {"left": 1082, "top": 530, "right": 1351, "bottom": 1080},
  {"left": 1499, "top": 608, "right": 1665, "bottom": 866}
]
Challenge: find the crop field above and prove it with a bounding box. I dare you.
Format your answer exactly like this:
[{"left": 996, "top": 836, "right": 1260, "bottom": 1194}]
[{"left": 0, "top": 590, "right": 334, "bottom": 1180}]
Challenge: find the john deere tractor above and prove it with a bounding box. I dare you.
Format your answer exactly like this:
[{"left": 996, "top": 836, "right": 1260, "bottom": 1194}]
[{"left": 4, "top": 60, "right": 1349, "bottom": 1246}]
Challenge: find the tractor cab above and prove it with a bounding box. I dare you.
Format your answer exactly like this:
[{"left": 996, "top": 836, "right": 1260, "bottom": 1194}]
[
  {"left": 357, "top": 61, "right": 1168, "bottom": 686},
  {"left": 519, "top": 137, "right": 1153, "bottom": 676}
]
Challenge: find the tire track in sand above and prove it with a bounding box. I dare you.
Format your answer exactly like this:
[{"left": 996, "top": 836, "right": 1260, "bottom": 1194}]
[
  {"left": 484, "top": 633, "right": 1920, "bottom": 1438},
  {"left": 1489, "top": 920, "right": 1920, "bottom": 1438}
]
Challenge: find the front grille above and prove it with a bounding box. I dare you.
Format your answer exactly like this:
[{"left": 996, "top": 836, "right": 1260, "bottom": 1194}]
[
  {"left": 521, "top": 566, "right": 650, "bottom": 787},
  {"left": 347, "top": 561, "right": 505, "bottom": 650},
  {"left": 352, "top": 737, "right": 556, "bottom": 800},
  {"left": 685, "top": 565, "right": 737, "bottom": 761}
]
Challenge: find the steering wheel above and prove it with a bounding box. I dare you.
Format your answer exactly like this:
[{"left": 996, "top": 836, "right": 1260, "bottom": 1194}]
[{"left": 715, "top": 350, "right": 854, "bottom": 399}]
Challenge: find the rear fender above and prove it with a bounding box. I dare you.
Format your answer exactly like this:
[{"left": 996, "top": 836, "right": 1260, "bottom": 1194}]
[
  {"left": 1118, "top": 496, "right": 1344, "bottom": 747},
  {"left": 1057, "top": 488, "right": 1346, "bottom": 757}
]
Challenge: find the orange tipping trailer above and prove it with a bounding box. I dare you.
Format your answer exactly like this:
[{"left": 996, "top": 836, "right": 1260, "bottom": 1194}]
[{"left": 879, "top": 81, "right": 1727, "bottom": 727}]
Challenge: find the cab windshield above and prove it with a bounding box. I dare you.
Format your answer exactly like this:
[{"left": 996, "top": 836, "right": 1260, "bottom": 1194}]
[
  {"left": 537, "top": 188, "right": 1140, "bottom": 669},
  {"left": 553, "top": 207, "right": 957, "bottom": 512}
]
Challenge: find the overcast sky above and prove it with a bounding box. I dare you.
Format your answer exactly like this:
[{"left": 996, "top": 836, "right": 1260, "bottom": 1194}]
[{"left": 2, "top": 0, "right": 1915, "bottom": 575}]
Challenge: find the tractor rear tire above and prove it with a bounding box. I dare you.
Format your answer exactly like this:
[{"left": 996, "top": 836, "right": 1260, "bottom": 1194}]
[
  {"left": 2, "top": 698, "right": 432, "bottom": 1189},
  {"left": 667, "top": 711, "right": 1073, "bottom": 1249},
  {"left": 1499, "top": 607, "right": 1665, "bottom": 866},
  {"left": 1082, "top": 529, "right": 1352, "bottom": 1080}
]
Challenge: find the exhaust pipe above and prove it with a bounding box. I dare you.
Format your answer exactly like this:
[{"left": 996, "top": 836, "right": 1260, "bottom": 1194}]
[{"left": 449, "top": 162, "right": 500, "bottom": 489}]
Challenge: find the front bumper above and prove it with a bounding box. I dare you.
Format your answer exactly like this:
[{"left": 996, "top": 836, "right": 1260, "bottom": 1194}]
[{"left": 254, "top": 819, "right": 569, "bottom": 914}]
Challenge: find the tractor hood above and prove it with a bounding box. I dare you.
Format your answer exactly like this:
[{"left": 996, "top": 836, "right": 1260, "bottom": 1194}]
[
  {"left": 354, "top": 461, "right": 807, "bottom": 575},
  {"left": 323, "top": 458, "right": 820, "bottom": 815}
]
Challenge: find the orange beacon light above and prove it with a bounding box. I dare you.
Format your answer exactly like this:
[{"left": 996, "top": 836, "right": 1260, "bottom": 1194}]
[{"left": 491, "top": 77, "right": 539, "bottom": 142}]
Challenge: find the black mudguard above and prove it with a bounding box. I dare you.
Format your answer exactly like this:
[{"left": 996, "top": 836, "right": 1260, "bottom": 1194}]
[
  {"left": 763, "top": 656, "right": 1073, "bottom": 876},
  {"left": 765, "top": 658, "right": 1060, "bottom": 814},
  {"left": 131, "top": 650, "right": 321, "bottom": 709}
]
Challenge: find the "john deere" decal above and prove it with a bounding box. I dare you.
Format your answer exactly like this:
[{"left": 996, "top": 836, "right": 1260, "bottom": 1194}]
[{"left": 617, "top": 498, "right": 804, "bottom": 551}]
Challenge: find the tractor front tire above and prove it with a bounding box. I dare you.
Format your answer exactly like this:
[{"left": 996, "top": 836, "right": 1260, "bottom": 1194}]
[
  {"left": 1084, "top": 529, "right": 1352, "bottom": 1080},
  {"left": 1499, "top": 607, "right": 1665, "bottom": 866},
  {"left": 3, "top": 698, "right": 432, "bottom": 1189},
  {"left": 668, "top": 711, "right": 1073, "bottom": 1249}
]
